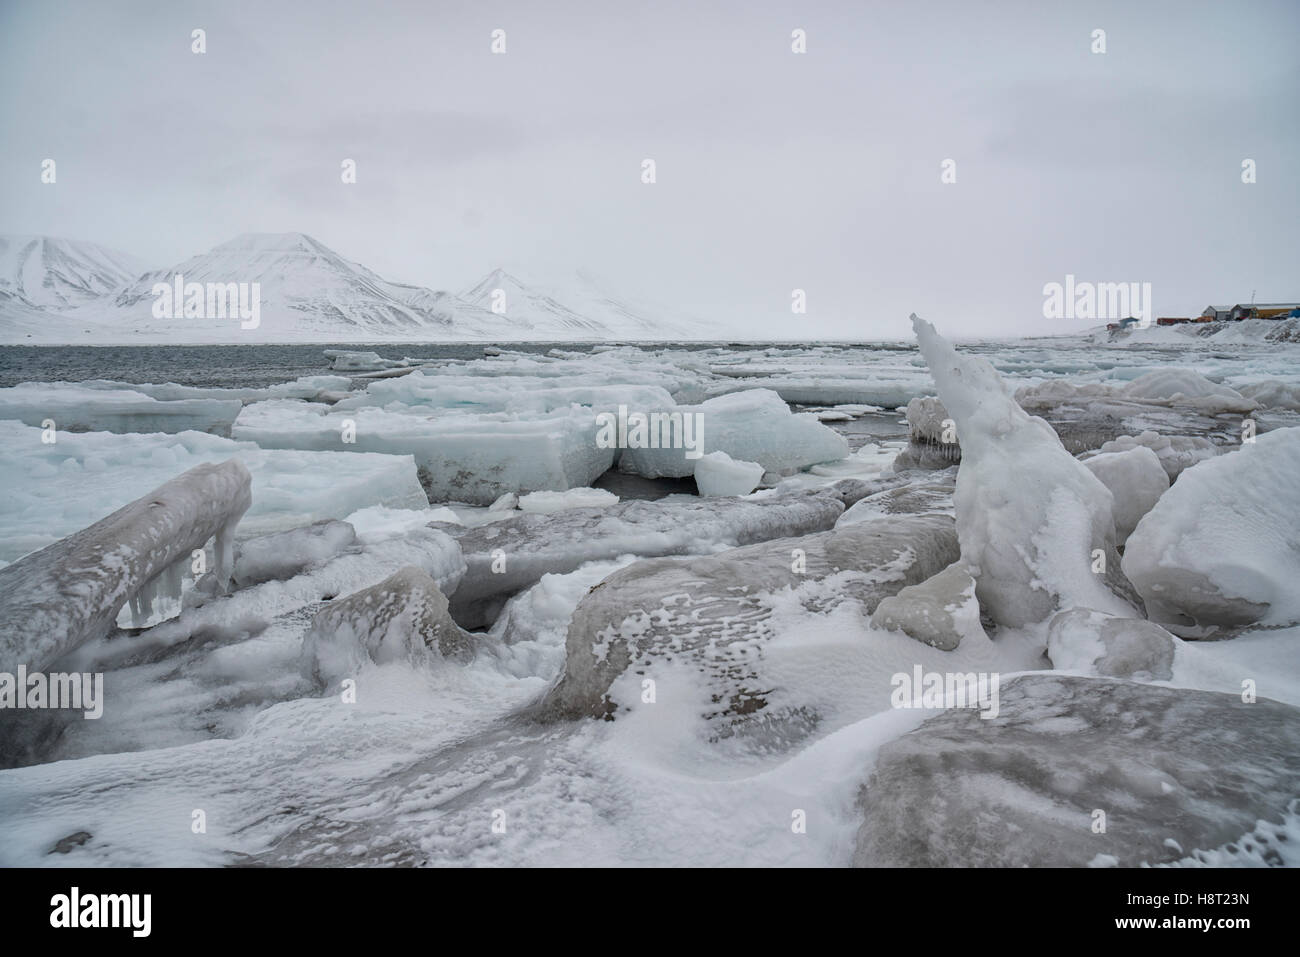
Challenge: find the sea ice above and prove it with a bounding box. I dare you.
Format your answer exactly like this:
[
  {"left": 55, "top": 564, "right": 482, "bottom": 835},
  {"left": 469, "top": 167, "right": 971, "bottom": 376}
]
[
  {"left": 301, "top": 566, "right": 473, "bottom": 685},
  {"left": 0, "top": 381, "right": 243, "bottom": 436},
  {"left": 693, "top": 450, "right": 764, "bottom": 496},
  {"left": 1122, "top": 426, "right": 1300, "bottom": 629},
  {"left": 538, "top": 514, "right": 960, "bottom": 727},
  {"left": 853, "top": 675, "right": 1300, "bottom": 867},
  {"left": 1080, "top": 445, "right": 1168, "bottom": 544},
  {"left": 0, "top": 459, "right": 251, "bottom": 671},
  {"left": 617, "top": 388, "right": 847, "bottom": 479},
  {"left": 437, "top": 482, "right": 874, "bottom": 628},
  {"left": 911, "top": 315, "right": 1134, "bottom": 628}
]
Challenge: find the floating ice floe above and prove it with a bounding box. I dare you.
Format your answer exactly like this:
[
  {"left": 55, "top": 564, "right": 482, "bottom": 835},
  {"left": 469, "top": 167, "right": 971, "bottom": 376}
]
[
  {"left": 693, "top": 450, "right": 764, "bottom": 496},
  {"left": 0, "top": 381, "right": 243, "bottom": 436},
  {"left": 617, "top": 388, "right": 847, "bottom": 479},
  {"left": 233, "top": 400, "right": 613, "bottom": 505},
  {"left": 518, "top": 488, "right": 618, "bottom": 514},
  {"left": 0, "top": 422, "right": 428, "bottom": 562},
  {"left": 1122, "top": 426, "right": 1300, "bottom": 630}
]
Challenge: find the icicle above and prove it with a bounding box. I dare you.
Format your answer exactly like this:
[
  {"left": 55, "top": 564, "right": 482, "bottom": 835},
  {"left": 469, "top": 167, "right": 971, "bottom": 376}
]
[{"left": 213, "top": 514, "right": 239, "bottom": 591}]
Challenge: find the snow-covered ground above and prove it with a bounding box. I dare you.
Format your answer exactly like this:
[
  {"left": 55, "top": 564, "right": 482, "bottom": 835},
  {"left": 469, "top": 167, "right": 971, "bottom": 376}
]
[{"left": 1, "top": 322, "right": 1298, "bottom": 868}]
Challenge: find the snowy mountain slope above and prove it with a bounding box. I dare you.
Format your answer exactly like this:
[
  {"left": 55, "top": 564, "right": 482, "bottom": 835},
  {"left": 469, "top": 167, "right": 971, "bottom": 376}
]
[
  {"left": 0, "top": 235, "right": 147, "bottom": 312},
  {"left": 98, "top": 232, "right": 510, "bottom": 341},
  {"left": 0, "top": 232, "right": 717, "bottom": 343},
  {"left": 460, "top": 267, "right": 707, "bottom": 339}
]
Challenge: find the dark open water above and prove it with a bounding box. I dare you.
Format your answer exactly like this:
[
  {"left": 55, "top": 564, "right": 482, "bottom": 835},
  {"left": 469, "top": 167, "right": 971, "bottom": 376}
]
[{"left": 0, "top": 341, "right": 918, "bottom": 390}]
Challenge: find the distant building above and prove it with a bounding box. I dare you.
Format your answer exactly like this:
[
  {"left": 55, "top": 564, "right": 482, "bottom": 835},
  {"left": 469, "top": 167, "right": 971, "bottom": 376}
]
[
  {"left": 1156, "top": 316, "right": 1191, "bottom": 326},
  {"left": 1201, "top": 302, "right": 1300, "bottom": 321},
  {"left": 1230, "top": 302, "right": 1300, "bottom": 321}
]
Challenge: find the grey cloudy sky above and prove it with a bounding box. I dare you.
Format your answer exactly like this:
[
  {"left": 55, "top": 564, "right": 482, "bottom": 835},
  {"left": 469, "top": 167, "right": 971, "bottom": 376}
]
[{"left": 2, "top": 0, "right": 1296, "bottom": 338}]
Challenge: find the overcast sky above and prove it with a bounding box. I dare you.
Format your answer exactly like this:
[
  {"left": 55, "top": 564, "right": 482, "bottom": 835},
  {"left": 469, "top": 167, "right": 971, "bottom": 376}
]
[{"left": 2, "top": 0, "right": 1296, "bottom": 338}]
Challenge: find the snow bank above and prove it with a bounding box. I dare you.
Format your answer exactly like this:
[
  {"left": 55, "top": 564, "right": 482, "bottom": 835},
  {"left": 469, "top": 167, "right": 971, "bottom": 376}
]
[
  {"left": 0, "top": 459, "right": 252, "bottom": 671},
  {"left": 1122, "top": 427, "right": 1300, "bottom": 628}
]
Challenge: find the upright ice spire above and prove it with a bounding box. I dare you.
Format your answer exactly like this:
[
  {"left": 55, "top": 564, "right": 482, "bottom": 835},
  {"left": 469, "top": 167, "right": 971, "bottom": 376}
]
[{"left": 910, "top": 313, "right": 1134, "bottom": 628}]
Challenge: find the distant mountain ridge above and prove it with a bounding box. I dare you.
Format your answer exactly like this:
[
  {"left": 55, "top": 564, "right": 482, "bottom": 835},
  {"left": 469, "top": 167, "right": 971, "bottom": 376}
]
[{"left": 0, "top": 232, "right": 713, "bottom": 343}]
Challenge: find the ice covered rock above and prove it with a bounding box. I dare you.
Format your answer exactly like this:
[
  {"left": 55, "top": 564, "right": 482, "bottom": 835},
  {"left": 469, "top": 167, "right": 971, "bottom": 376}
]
[
  {"left": 869, "top": 561, "right": 983, "bottom": 651},
  {"left": 1046, "top": 608, "right": 1176, "bottom": 679},
  {"left": 1080, "top": 445, "right": 1168, "bottom": 544},
  {"left": 911, "top": 315, "right": 1134, "bottom": 628},
  {"left": 0, "top": 381, "right": 243, "bottom": 436},
  {"left": 439, "top": 482, "right": 876, "bottom": 628},
  {"left": 538, "top": 514, "right": 960, "bottom": 723},
  {"left": 0, "top": 459, "right": 252, "bottom": 671},
  {"left": 518, "top": 488, "right": 618, "bottom": 514},
  {"left": 852, "top": 675, "right": 1300, "bottom": 867},
  {"left": 232, "top": 520, "right": 357, "bottom": 588},
  {"left": 693, "top": 451, "right": 764, "bottom": 496},
  {"left": 617, "top": 389, "right": 847, "bottom": 479},
  {"left": 1122, "top": 427, "right": 1300, "bottom": 629},
  {"left": 233, "top": 400, "right": 614, "bottom": 505},
  {"left": 300, "top": 566, "right": 473, "bottom": 684},
  {"left": 1096, "top": 430, "right": 1220, "bottom": 482},
  {"left": 837, "top": 471, "right": 954, "bottom": 525},
  {"left": 892, "top": 396, "right": 961, "bottom": 469}
]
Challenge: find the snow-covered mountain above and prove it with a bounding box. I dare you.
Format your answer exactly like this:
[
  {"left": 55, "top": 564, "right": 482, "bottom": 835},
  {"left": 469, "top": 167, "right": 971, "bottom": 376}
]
[
  {"left": 101, "top": 232, "right": 508, "bottom": 341},
  {"left": 0, "top": 235, "right": 146, "bottom": 312},
  {"left": 460, "top": 267, "right": 704, "bottom": 339},
  {"left": 0, "top": 232, "right": 716, "bottom": 343}
]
